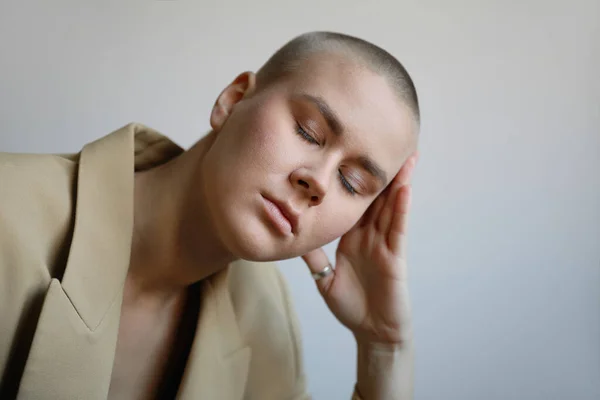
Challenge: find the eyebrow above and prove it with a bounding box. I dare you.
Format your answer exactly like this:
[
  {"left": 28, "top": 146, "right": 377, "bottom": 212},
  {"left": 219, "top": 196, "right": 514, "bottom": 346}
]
[{"left": 299, "top": 93, "right": 388, "bottom": 186}]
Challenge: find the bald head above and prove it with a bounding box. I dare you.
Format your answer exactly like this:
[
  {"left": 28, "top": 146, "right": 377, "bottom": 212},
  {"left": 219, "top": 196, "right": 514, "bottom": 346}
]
[{"left": 256, "top": 31, "right": 420, "bottom": 128}]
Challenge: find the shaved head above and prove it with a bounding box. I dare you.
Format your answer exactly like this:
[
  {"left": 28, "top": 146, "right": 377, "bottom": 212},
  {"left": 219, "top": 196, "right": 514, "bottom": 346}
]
[{"left": 256, "top": 31, "right": 420, "bottom": 128}]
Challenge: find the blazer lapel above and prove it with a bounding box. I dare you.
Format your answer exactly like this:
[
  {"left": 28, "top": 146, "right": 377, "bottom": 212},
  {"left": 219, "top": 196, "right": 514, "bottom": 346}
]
[
  {"left": 16, "top": 280, "right": 125, "bottom": 399},
  {"left": 17, "top": 126, "right": 136, "bottom": 399},
  {"left": 177, "top": 266, "right": 251, "bottom": 400}
]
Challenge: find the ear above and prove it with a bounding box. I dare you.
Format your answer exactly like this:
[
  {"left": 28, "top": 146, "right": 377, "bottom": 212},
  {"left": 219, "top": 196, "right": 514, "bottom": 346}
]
[{"left": 210, "top": 71, "right": 257, "bottom": 131}]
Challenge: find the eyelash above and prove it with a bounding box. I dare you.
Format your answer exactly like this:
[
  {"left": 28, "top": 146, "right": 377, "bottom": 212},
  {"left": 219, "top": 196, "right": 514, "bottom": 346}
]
[{"left": 295, "top": 124, "right": 357, "bottom": 195}]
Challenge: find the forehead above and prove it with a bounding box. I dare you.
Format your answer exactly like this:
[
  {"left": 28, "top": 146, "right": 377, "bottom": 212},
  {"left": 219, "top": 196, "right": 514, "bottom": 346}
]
[{"left": 285, "top": 53, "right": 416, "bottom": 176}]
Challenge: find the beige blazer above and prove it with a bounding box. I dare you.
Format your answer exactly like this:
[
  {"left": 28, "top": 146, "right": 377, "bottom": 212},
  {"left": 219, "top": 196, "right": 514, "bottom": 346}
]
[{"left": 0, "top": 123, "right": 361, "bottom": 399}]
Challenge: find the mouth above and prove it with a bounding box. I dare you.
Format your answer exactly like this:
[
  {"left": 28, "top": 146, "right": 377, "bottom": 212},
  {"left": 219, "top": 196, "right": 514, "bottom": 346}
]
[{"left": 260, "top": 194, "right": 299, "bottom": 236}]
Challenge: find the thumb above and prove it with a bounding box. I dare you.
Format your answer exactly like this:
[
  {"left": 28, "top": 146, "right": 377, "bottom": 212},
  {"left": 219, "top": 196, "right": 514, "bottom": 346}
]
[{"left": 301, "top": 247, "right": 334, "bottom": 294}]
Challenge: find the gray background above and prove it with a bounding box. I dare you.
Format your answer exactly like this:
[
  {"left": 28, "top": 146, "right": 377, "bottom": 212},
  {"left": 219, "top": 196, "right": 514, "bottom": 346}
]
[{"left": 1, "top": 1, "right": 598, "bottom": 399}]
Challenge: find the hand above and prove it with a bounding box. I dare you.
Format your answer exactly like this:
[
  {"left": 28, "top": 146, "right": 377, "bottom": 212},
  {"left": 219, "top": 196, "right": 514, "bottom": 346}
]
[{"left": 302, "top": 153, "right": 417, "bottom": 345}]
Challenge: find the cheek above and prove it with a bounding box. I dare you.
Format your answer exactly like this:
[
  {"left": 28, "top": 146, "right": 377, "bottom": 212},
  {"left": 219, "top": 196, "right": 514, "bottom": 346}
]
[
  {"left": 308, "top": 205, "right": 363, "bottom": 246},
  {"left": 204, "top": 98, "right": 300, "bottom": 201},
  {"left": 236, "top": 100, "right": 300, "bottom": 172},
  {"left": 212, "top": 103, "right": 284, "bottom": 172}
]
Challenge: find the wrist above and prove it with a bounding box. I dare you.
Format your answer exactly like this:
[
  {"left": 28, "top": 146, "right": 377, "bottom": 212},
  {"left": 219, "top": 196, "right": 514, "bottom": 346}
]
[{"left": 355, "top": 339, "right": 414, "bottom": 400}]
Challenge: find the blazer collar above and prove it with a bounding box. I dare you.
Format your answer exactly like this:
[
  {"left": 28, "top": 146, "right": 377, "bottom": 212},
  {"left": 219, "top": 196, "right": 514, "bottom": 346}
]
[{"left": 60, "top": 122, "right": 184, "bottom": 330}]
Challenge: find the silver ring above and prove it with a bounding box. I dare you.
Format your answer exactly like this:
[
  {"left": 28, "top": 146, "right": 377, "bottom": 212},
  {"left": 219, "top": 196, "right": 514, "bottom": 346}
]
[{"left": 312, "top": 264, "right": 334, "bottom": 281}]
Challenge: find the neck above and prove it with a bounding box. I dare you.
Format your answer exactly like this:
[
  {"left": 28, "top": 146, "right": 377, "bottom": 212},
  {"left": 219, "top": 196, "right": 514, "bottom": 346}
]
[{"left": 127, "top": 131, "right": 236, "bottom": 301}]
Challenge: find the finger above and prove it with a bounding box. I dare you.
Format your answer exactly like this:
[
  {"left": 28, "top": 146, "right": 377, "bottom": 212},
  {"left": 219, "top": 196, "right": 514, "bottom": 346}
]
[
  {"left": 301, "top": 247, "right": 334, "bottom": 294},
  {"left": 367, "top": 153, "right": 417, "bottom": 229},
  {"left": 393, "top": 153, "right": 418, "bottom": 187},
  {"left": 359, "top": 186, "right": 389, "bottom": 228},
  {"left": 388, "top": 184, "right": 411, "bottom": 254},
  {"left": 375, "top": 156, "right": 416, "bottom": 232}
]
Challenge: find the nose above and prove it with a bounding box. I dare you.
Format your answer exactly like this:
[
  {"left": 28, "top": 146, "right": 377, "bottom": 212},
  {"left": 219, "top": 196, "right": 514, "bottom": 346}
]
[{"left": 291, "top": 168, "right": 328, "bottom": 206}]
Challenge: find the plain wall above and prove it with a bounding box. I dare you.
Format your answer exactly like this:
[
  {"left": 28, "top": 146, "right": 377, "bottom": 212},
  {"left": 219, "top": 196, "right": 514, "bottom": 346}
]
[{"left": 1, "top": 1, "right": 598, "bottom": 399}]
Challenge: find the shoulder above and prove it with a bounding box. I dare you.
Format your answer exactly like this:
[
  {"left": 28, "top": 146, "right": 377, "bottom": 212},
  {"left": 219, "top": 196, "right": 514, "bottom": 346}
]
[
  {"left": 0, "top": 150, "right": 78, "bottom": 310},
  {"left": 0, "top": 150, "right": 78, "bottom": 287},
  {"left": 0, "top": 151, "right": 77, "bottom": 277},
  {"left": 0, "top": 152, "right": 77, "bottom": 226},
  {"left": 227, "top": 260, "right": 309, "bottom": 398},
  {"left": 227, "top": 259, "right": 292, "bottom": 309},
  {"left": 227, "top": 260, "right": 301, "bottom": 343}
]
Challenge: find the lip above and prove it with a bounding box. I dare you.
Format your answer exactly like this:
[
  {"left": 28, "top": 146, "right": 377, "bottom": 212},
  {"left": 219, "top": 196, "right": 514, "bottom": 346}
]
[{"left": 261, "top": 194, "right": 300, "bottom": 235}]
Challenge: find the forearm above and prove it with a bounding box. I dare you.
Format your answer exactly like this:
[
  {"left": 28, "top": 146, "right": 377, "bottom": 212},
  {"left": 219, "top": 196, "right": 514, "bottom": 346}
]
[{"left": 355, "top": 339, "right": 415, "bottom": 400}]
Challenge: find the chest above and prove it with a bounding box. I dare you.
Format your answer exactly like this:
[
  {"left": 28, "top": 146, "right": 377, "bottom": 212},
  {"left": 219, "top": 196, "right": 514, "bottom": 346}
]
[{"left": 107, "top": 293, "right": 191, "bottom": 400}]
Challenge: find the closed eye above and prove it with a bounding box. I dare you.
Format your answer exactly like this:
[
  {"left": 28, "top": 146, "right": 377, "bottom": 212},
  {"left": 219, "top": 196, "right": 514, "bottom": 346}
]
[
  {"left": 295, "top": 123, "right": 357, "bottom": 195},
  {"left": 295, "top": 123, "right": 319, "bottom": 145}
]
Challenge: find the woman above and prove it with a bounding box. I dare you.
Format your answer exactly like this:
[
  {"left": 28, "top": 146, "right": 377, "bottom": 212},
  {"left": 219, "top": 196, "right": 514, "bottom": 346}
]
[{"left": 0, "top": 32, "right": 419, "bottom": 399}]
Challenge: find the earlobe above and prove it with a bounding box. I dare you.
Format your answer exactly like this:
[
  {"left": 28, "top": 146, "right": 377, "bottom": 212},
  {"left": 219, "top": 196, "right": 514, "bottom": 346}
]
[{"left": 209, "top": 71, "right": 257, "bottom": 131}]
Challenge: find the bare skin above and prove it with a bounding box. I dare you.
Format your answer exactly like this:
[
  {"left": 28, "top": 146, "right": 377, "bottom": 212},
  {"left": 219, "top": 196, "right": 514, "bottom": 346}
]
[
  {"left": 108, "top": 282, "right": 187, "bottom": 400},
  {"left": 108, "top": 52, "right": 418, "bottom": 399}
]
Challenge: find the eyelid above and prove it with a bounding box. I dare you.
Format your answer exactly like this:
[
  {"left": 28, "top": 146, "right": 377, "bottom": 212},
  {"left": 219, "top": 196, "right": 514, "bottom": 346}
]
[
  {"left": 338, "top": 170, "right": 357, "bottom": 195},
  {"left": 296, "top": 123, "right": 320, "bottom": 145}
]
